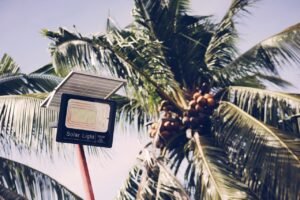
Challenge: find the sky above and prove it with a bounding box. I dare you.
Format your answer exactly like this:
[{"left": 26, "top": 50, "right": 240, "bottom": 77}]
[{"left": 1, "top": 0, "right": 300, "bottom": 199}]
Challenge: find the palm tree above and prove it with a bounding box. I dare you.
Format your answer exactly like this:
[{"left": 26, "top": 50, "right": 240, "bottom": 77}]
[
  {"left": 1, "top": 0, "right": 297, "bottom": 199},
  {"left": 0, "top": 54, "right": 82, "bottom": 199}
]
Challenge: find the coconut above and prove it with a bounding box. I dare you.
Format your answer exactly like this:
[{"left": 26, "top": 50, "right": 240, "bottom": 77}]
[
  {"left": 204, "top": 93, "right": 213, "bottom": 99},
  {"left": 195, "top": 104, "right": 202, "bottom": 112},
  {"left": 196, "top": 96, "right": 207, "bottom": 106},
  {"left": 193, "top": 92, "right": 201, "bottom": 100},
  {"left": 207, "top": 97, "right": 215, "bottom": 107},
  {"left": 163, "top": 121, "right": 172, "bottom": 130},
  {"left": 188, "top": 99, "right": 197, "bottom": 108}
]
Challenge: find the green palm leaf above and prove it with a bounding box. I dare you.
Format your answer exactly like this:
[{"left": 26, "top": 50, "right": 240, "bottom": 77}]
[
  {"left": 225, "top": 86, "right": 300, "bottom": 135},
  {"left": 213, "top": 102, "right": 300, "bottom": 199},
  {"left": 0, "top": 94, "right": 105, "bottom": 157},
  {"left": 188, "top": 132, "right": 256, "bottom": 200},
  {"left": 43, "top": 28, "right": 187, "bottom": 113},
  {"left": 229, "top": 73, "right": 292, "bottom": 89},
  {"left": 116, "top": 150, "right": 189, "bottom": 200},
  {"left": 0, "top": 156, "right": 81, "bottom": 200},
  {"left": 213, "top": 23, "right": 300, "bottom": 86},
  {"left": 133, "top": 0, "right": 215, "bottom": 88},
  {"left": 0, "top": 95, "right": 58, "bottom": 152},
  {"left": 0, "top": 54, "right": 20, "bottom": 75},
  {"left": 30, "top": 63, "right": 56, "bottom": 75},
  {"left": 116, "top": 164, "right": 141, "bottom": 200},
  {"left": 0, "top": 74, "right": 61, "bottom": 95},
  {"left": 205, "top": 0, "right": 257, "bottom": 70},
  {"left": 133, "top": 0, "right": 190, "bottom": 41}
]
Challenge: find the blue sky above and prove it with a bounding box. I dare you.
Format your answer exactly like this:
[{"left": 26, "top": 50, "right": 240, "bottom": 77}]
[
  {"left": 1, "top": 0, "right": 300, "bottom": 73},
  {"left": 1, "top": 0, "right": 300, "bottom": 199}
]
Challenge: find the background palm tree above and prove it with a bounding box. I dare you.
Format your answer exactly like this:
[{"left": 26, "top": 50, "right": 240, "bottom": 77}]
[
  {"left": 42, "top": 0, "right": 300, "bottom": 199},
  {"left": 0, "top": 53, "right": 82, "bottom": 199}
]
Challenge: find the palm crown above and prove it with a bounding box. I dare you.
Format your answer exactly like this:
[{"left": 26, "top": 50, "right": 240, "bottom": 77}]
[{"left": 1, "top": 0, "right": 300, "bottom": 199}]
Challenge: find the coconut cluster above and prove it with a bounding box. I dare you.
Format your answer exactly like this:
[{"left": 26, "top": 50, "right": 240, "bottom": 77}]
[
  {"left": 148, "top": 83, "right": 217, "bottom": 149},
  {"left": 182, "top": 87, "right": 216, "bottom": 131},
  {"left": 149, "top": 101, "right": 183, "bottom": 148}
]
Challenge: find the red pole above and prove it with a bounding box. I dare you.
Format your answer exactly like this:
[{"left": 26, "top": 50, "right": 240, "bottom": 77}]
[{"left": 76, "top": 144, "right": 95, "bottom": 200}]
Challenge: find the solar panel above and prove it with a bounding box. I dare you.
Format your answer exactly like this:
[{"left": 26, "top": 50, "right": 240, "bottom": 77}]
[{"left": 40, "top": 71, "right": 126, "bottom": 108}]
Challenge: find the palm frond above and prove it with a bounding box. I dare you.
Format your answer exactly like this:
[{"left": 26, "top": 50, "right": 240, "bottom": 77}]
[
  {"left": 133, "top": 0, "right": 215, "bottom": 88},
  {"left": 213, "top": 23, "right": 300, "bottom": 86},
  {"left": 0, "top": 94, "right": 104, "bottom": 157},
  {"left": 133, "top": 0, "right": 190, "bottom": 40},
  {"left": 132, "top": 0, "right": 160, "bottom": 37},
  {"left": 30, "top": 63, "right": 56, "bottom": 75},
  {"left": 254, "top": 73, "right": 292, "bottom": 87},
  {"left": 174, "top": 15, "right": 214, "bottom": 88},
  {"left": 188, "top": 132, "right": 256, "bottom": 200},
  {"left": 0, "top": 54, "right": 20, "bottom": 74},
  {"left": 0, "top": 95, "right": 58, "bottom": 153},
  {"left": 225, "top": 86, "right": 300, "bottom": 136},
  {"left": 230, "top": 73, "right": 292, "bottom": 89},
  {"left": 205, "top": 0, "right": 257, "bottom": 70},
  {"left": 155, "top": 159, "right": 190, "bottom": 200},
  {"left": 0, "top": 156, "right": 81, "bottom": 200},
  {"left": 213, "top": 102, "right": 300, "bottom": 199},
  {"left": 100, "top": 31, "right": 186, "bottom": 116},
  {"left": 106, "top": 16, "right": 121, "bottom": 33},
  {"left": 52, "top": 41, "right": 101, "bottom": 77},
  {"left": 115, "top": 164, "right": 141, "bottom": 200},
  {"left": 42, "top": 28, "right": 102, "bottom": 77},
  {"left": 44, "top": 28, "right": 187, "bottom": 115},
  {"left": 0, "top": 74, "right": 61, "bottom": 95},
  {"left": 116, "top": 150, "right": 189, "bottom": 200},
  {"left": 102, "top": 27, "right": 188, "bottom": 110}
]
